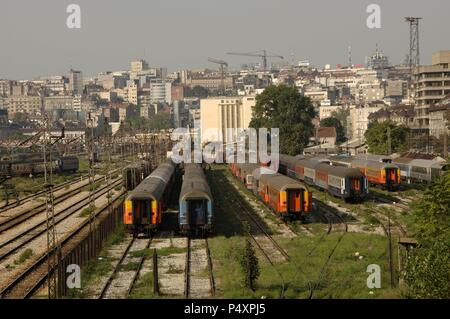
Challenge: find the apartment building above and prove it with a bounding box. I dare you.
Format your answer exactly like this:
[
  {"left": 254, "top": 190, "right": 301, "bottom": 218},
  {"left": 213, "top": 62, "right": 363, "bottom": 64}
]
[
  {"left": 1, "top": 95, "right": 42, "bottom": 115},
  {"left": 68, "top": 69, "right": 83, "bottom": 95},
  {"left": 414, "top": 50, "right": 450, "bottom": 128},
  {"left": 348, "top": 102, "right": 387, "bottom": 140}
]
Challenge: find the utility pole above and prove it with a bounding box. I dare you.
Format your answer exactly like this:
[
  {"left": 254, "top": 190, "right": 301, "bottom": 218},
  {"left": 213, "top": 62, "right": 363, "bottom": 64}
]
[
  {"left": 43, "top": 115, "right": 64, "bottom": 299},
  {"left": 87, "top": 113, "right": 96, "bottom": 236},
  {"left": 405, "top": 17, "right": 422, "bottom": 74},
  {"left": 104, "top": 118, "right": 112, "bottom": 213}
]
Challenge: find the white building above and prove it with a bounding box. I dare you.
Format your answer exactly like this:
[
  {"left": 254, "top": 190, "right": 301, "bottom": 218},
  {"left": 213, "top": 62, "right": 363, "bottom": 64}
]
[{"left": 200, "top": 96, "right": 255, "bottom": 144}]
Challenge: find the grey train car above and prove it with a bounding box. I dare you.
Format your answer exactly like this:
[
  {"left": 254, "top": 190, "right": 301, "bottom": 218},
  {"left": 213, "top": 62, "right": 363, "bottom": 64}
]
[
  {"left": 279, "top": 154, "right": 368, "bottom": 201},
  {"left": 179, "top": 164, "right": 213, "bottom": 235},
  {"left": 124, "top": 159, "right": 175, "bottom": 237},
  {"left": 391, "top": 157, "right": 449, "bottom": 183},
  {"left": 123, "top": 160, "right": 151, "bottom": 191}
]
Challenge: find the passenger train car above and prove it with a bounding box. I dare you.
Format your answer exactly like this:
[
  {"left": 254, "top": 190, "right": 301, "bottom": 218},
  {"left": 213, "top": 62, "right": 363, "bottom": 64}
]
[
  {"left": 179, "top": 164, "right": 214, "bottom": 235},
  {"left": 278, "top": 155, "right": 368, "bottom": 201},
  {"left": 329, "top": 156, "right": 400, "bottom": 191},
  {"left": 230, "top": 162, "right": 312, "bottom": 220},
  {"left": 391, "top": 157, "right": 449, "bottom": 183},
  {"left": 123, "top": 159, "right": 175, "bottom": 236},
  {"left": 122, "top": 160, "right": 151, "bottom": 191},
  {"left": 0, "top": 156, "right": 79, "bottom": 177}
]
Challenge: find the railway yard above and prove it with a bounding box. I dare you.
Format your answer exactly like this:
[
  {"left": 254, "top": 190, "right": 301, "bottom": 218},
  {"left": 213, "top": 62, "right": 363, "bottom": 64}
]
[{"left": 0, "top": 154, "right": 433, "bottom": 299}]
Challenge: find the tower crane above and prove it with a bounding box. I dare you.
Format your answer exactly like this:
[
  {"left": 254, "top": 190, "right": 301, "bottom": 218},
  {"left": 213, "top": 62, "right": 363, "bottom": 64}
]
[
  {"left": 207, "top": 58, "right": 228, "bottom": 95},
  {"left": 227, "top": 50, "right": 284, "bottom": 72}
]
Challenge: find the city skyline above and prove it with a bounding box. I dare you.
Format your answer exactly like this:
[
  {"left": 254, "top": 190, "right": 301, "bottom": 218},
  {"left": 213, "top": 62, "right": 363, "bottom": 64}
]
[{"left": 1, "top": 0, "right": 450, "bottom": 80}]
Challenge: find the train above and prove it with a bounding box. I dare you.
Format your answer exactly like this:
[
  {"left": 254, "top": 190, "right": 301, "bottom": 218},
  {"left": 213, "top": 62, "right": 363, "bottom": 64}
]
[
  {"left": 278, "top": 155, "right": 368, "bottom": 201},
  {"left": 391, "top": 156, "right": 449, "bottom": 183},
  {"left": 0, "top": 156, "right": 79, "bottom": 177},
  {"left": 179, "top": 163, "right": 214, "bottom": 235},
  {"left": 229, "top": 162, "right": 313, "bottom": 220},
  {"left": 123, "top": 159, "right": 176, "bottom": 237},
  {"left": 122, "top": 160, "right": 152, "bottom": 191},
  {"left": 329, "top": 156, "right": 401, "bottom": 191}
]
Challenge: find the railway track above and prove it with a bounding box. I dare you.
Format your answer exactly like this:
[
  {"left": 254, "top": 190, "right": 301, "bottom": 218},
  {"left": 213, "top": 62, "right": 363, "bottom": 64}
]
[
  {"left": 0, "top": 169, "right": 120, "bottom": 228},
  {"left": 0, "top": 178, "right": 123, "bottom": 263},
  {"left": 98, "top": 236, "right": 152, "bottom": 299},
  {"left": 372, "top": 194, "right": 409, "bottom": 210},
  {"left": 0, "top": 168, "right": 120, "bottom": 214},
  {"left": 308, "top": 202, "right": 348, "bottom": 299},
  {"left": 0, "top": 190, "right": 126, "bottom": 299},
  {"left": 365, "top": 206, "right": 407, "bottom": 237},
  {"left": 0, "top": 174, "right": 86, "bottom": 212},
  {"left": 289, "top": 199, "right": 347, "bottom": 299},
  {"left": 209, "top": 169, "right": 288, "bottom": 298},
  {"left": 184, "top": 236, "right": 215, "bottom": 299}
]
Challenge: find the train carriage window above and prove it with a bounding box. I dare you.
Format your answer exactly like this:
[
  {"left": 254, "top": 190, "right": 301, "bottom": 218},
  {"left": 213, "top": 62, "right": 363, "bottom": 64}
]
[{"left": 411, "top": 166, "right": 428, "bottom": 174}]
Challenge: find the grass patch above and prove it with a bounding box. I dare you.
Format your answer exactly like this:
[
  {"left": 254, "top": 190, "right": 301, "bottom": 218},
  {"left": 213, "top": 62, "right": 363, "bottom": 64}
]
[
  {"left": 207, "top": 164, "right": 403, "bottom": 299},
  {"left": 14, "top": 249, "right": 34, "bottom": 265},
  {"left": 119, "top": 262, "right": 140, "bottom": 272},
  {"left": 130, "top": 247, "right": 187, "bottom": 258},
  {"left": 128, "top": 272, "right": 156, "bottom": 299},
  {"left": 79, "top": 205, "right": 97, "bottom": 218},
  {"left": 66, "top": 224, "right": 126, "bottom": 299}
]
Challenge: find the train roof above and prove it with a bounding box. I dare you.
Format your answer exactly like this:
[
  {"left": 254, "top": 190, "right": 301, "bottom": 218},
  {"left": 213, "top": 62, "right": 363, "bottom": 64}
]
[
  {"left": 315, "top": 163, "right": 364, "bottom": 178},
  {"left": 127, "top": 159, "right": 175, "bottom": 201},
  {"left": 235, "top": 163, "right": 260, "bottom": 173},
  {"left": 392, "top": 157, "right": 414, "bottom": 164},
  {"left": 279, "top": 154, "right": 300, "bottom": 168},
  {"left": 296, "top": 159, "right": 323, "bottom": 169},
  {"left": 329, "top": 155, "right": 353, "bottom": 164},
  {"left": 179, "top": 164, "right": 212, "bottom": 203},
  {"left": 354, "top": 154, "right": 392, "bottom": 162},
  {"left": 251, "top": 167, "right": 278, "bottom": 180},
  {"left": 260, "top": 173, "right": 309, "bottom": 192},
  {"left": 351, "top": 159, "right": 398, "bottom": 169},
  {"left": 409, "top": 158, "right": 447, "bottom": 169}
]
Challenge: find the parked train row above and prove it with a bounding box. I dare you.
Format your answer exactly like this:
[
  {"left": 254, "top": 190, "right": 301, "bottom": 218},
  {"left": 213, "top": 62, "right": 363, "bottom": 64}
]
[
  {"left": 0, "top": 156, "right": 79, "bottom": 177},
  {"left": 123, "top": 160, "right": 214, "bottom": 237},
  {"left": 229, "top": 162, "right": 313, "bottom": 220},
  {"left": 278, "top": 155, "right": 370, "bottom": 200},
  {"left": 331, "top": 154, "right": 448, "bottom": 184}
]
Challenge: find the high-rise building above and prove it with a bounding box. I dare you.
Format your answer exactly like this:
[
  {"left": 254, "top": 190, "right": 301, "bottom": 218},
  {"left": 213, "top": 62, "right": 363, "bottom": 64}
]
[
  {"left": 414, "top": 50, "right": 450, "bottom": 128},
  {"left": 150, "top": 79, "right": 167, "bottom": 104},
  {"left": 130, "top": 60, "right": 149, "bottom": 79},
  {"left": 69, "top": 69, "right": 83, "bottom": 95}
]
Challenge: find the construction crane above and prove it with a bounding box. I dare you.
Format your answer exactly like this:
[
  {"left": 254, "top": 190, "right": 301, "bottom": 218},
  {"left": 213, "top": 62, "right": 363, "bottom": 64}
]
[
  {"left": 208, "top": 58, "right": 228, "bottom": 95},
  {"left": 227, "top": 50, "right": 284, "bottom": 72}
]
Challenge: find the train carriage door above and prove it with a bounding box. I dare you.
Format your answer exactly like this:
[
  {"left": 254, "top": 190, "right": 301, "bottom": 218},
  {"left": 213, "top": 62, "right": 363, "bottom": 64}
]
[
  {"left": 188, "top": 199, "right": 206, "bottom": 226},
  {"left": 288, "top": 189, "right": 301, "bottom": 213}
]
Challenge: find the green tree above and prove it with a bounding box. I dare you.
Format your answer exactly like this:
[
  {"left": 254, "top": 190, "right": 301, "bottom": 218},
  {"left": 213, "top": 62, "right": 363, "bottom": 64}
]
[
  {"left": 249, "top": 85, "right": 316, "bottom": 155},
  {"left": 320, "top": 117, "right": 346, "bottom": 144},
  {"left": 185, "top": 85, "right": 209, "bottom": 98},
  {"left": 330, "top": 106, "right": 350, "bottom": 128},
  {"left": 150, "top": 113, "right": 173, "bottom": 131},
  {"left": 364, "top": 121, "right": 409, "bottom": 154},
  {"left": 239, "top": 224, "right": 260, "bottom": 291},
  {"left": 404, "top": 173, "right": 450, "bottom": 298}
]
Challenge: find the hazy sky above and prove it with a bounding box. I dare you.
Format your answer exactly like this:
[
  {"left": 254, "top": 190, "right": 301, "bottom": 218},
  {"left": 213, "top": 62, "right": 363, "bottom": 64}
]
[{"left": 1, "top": 0, "right": 449, "bottom": 80}]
